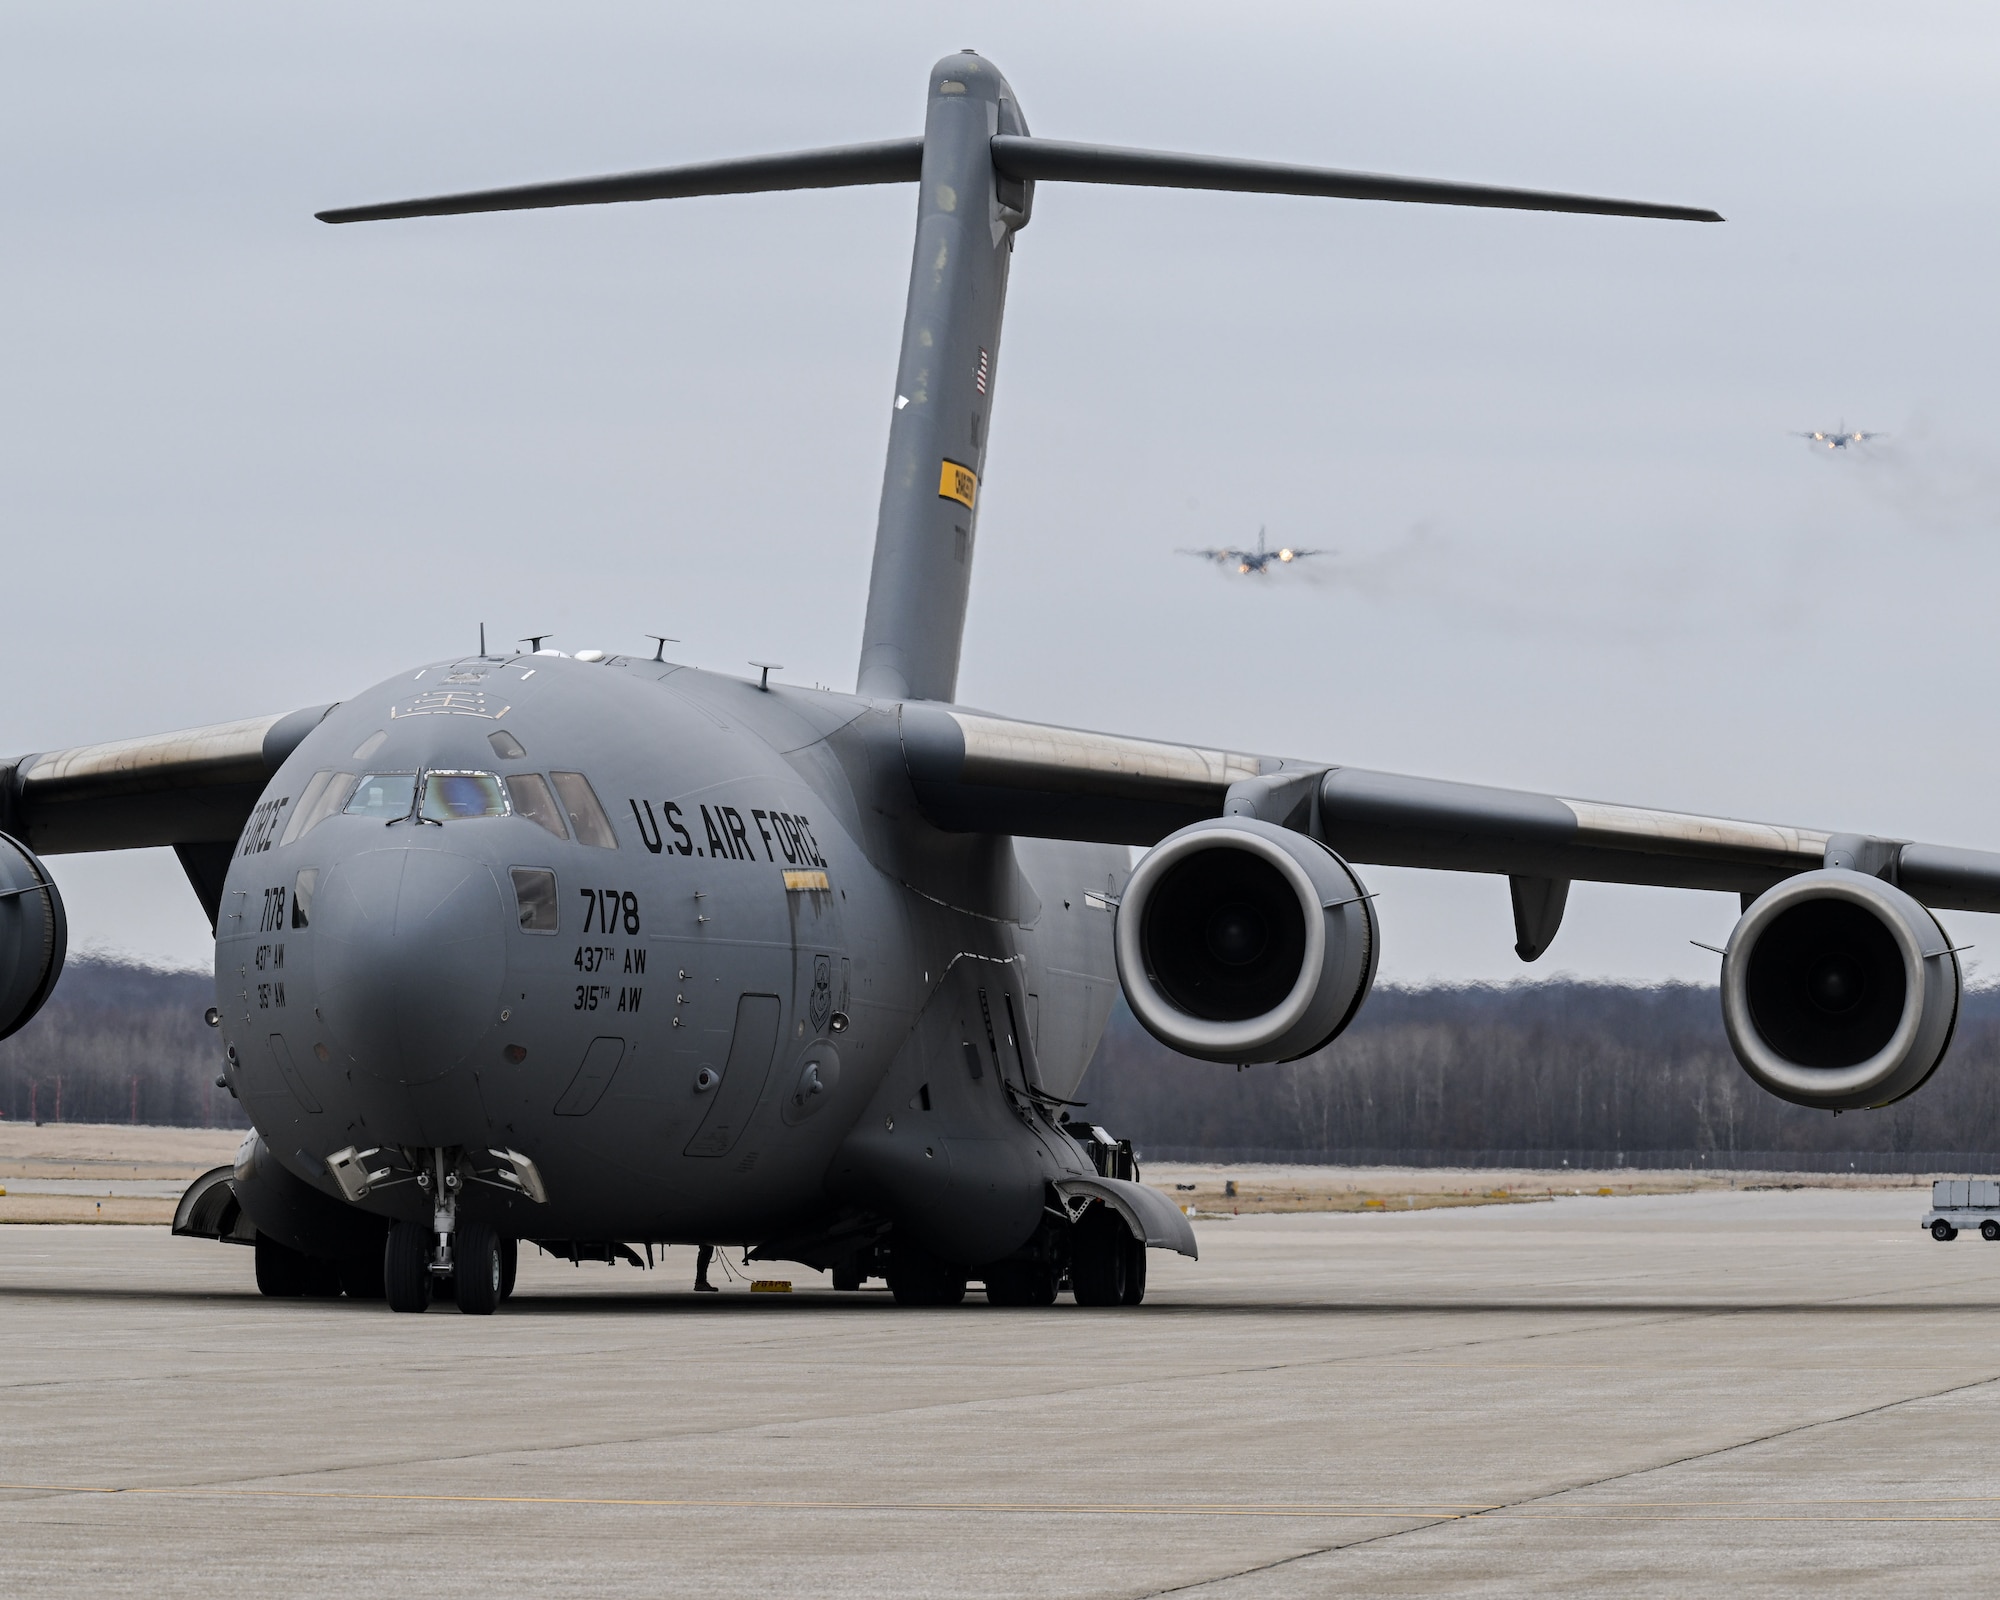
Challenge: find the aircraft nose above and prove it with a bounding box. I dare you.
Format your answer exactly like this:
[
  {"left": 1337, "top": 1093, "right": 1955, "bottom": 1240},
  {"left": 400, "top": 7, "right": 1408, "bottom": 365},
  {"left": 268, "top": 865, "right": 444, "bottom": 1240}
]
[{"left": 314, "top": 847, "right": 507, "bottom": 1085}]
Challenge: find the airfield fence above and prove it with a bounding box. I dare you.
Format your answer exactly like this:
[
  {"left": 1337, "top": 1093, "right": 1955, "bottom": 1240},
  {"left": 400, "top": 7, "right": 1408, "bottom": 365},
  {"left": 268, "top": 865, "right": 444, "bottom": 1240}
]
[{"left": 1133, "top": 1147, "right": 2000, "bottom": 1174}]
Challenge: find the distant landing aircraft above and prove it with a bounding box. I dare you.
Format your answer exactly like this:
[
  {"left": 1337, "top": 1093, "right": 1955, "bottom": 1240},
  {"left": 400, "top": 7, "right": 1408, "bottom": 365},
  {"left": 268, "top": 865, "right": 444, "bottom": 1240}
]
[
  {"left": 1179, "top": 527, "right": 1325, "bottom": 575},
  {"left": 1797, "top": 424, "right": 1883, "bottom": 451}
]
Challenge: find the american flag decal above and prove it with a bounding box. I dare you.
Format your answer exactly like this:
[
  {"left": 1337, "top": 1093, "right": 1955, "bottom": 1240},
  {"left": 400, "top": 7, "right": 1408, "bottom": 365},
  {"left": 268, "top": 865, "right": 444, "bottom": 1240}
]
[{"left": 974, "top": 347, "right": 989, "bottom": 395}]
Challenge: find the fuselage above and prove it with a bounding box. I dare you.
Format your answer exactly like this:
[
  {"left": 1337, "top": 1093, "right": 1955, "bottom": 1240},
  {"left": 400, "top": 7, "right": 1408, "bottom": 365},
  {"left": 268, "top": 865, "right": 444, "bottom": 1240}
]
[{"left": 214, "top": 650, "right": 1127, "bottom": 1258}]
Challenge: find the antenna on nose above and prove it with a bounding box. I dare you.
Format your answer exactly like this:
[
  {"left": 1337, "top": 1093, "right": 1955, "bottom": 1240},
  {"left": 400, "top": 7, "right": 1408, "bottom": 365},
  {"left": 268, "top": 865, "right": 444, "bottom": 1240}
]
[
  {"left": 521, "top": 634, "right": 552, "bottom": 653},
  {"left": 479, "top": 621, "right": 487, "bottom": 657},
  {"left": 750, "top": 661, "right": 783, "bottom": 691},
  {"left": 645, "top": 634, "right": 679, "bottom": 663}
]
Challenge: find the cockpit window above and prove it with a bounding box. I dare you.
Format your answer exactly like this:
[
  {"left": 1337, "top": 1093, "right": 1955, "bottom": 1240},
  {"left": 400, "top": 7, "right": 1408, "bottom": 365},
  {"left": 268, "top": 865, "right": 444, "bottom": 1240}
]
[
  {"left": 344, "top": 773, "right": 418, "bottom": 820},
  {"left": 489, "top": 729, "right": 527, "bottom": 760},
  {"left": 506, "top": 774, "right": 568, "bottom": 839},
  {"left": 510, "top": 867, "right": 559, "bottom": 933},
  {"left": 280, "top": 771, "right": 332, "bottom": 847},
  {"left": 421, "top": 771, "right": 510, "bottom": 822},
  {"left": 352, "top": 730, "right": 388, "bottom": 762},
  {"left": 549, "top": 771, "right": 618, "bottom": 849},
  {"left": 291, "top": 868, "right": 318, "bottom": 929},
  {"left": 282, "top": 770, "right": 357, "bottom": 844}
]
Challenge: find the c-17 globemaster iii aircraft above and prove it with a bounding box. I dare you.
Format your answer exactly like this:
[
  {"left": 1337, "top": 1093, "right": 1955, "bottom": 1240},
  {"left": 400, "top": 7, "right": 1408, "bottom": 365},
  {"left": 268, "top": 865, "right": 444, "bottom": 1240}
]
[{"left": 2, "top": 52, "right": 1991, "bottom": 1314}]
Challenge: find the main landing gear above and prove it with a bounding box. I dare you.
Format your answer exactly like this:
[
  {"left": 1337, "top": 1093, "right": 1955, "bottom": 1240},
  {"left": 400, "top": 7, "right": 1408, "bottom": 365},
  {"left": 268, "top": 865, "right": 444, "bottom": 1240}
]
[
  {"left": 1066, "top": 1201, "right": 1146, "bottom": 1307},
  {"left": 864, "top": 1199, "right": 1149, "bottom": 1308},
  {"left": 250, "top": 1230, "right": 389, "bottom": 1302}
]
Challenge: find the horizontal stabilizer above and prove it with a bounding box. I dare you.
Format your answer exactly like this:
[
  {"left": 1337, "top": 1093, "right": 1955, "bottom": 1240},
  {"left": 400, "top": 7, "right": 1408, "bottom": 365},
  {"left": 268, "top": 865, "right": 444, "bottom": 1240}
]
[
  {"left": 990, "top": 136, "right": 1721, "bottom": 222},
  {"left": 317, "top": 138, "right": 925, "bottom": 224}
]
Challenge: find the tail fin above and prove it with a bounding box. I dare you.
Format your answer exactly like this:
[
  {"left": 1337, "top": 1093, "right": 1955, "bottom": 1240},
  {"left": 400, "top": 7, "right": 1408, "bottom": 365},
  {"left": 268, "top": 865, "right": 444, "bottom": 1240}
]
[{"left": 318, "top": 52, "right": 1717, "bottom": 704}]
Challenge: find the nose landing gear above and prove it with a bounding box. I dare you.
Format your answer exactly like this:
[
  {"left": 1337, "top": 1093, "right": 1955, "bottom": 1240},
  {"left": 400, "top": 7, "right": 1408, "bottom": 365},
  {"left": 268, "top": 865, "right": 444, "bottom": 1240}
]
[
  {"left": 372, "top": 1146, "right": 537, "bottom": 1314},
  {"left": 384, "top": 1219, "right": 435, "bottom": 1312},
  {"left": 453, "top": 1222, "right": 506, "bottom": 1315}
]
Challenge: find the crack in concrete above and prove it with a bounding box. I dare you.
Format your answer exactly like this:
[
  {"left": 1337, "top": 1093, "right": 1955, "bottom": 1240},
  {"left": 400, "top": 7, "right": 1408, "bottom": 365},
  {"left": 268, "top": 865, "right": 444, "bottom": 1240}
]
[{"left": 1137, "top": 1369, "right": 2000, "bottom": 1596}]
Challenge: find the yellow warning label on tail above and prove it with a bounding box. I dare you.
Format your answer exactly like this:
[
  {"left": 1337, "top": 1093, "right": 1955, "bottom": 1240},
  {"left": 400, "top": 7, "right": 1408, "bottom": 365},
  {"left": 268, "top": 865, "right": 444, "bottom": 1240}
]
[{"left": 938, "top": 460, "right": 978, "bottom": 509}]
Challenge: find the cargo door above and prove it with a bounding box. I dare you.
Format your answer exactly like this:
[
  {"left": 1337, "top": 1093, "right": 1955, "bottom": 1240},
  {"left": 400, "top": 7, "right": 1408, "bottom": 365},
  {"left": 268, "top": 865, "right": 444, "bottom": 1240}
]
[{"left": 684, "top": 994, "right": 782, "bottom": 1157}]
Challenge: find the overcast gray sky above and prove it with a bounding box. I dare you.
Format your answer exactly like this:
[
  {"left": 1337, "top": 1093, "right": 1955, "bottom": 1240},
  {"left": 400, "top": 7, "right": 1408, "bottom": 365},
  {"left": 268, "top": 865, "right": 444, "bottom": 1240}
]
[{"left": 5, "top": 2, "right": 1999, "bottom": 981}]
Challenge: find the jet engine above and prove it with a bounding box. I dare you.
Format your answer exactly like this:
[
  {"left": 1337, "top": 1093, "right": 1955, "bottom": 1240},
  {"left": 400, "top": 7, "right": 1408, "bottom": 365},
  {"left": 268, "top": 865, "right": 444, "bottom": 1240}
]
[
  {"left": 1721, "top": 869, "right": 1960, "bottom": 1110},
  {"left": 0, "top": 831, "right": 65, "bottom": 1041},
  {"left": 1114, "top": 818, "right": 1378, "bottom": 1064}
]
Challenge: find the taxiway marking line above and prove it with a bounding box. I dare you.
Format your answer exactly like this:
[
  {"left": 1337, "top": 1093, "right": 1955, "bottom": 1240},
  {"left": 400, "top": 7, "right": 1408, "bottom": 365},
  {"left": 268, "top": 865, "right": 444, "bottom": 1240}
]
[{"left": 5, "top": 1483, "right": 2000, "bottom": 1522}]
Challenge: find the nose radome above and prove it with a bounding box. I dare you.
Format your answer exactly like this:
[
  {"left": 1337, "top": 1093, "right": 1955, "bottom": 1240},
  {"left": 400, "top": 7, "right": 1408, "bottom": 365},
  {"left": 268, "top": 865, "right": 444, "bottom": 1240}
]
[{"left": 315, "top": 848, "right": 506, "bottom": 1084}]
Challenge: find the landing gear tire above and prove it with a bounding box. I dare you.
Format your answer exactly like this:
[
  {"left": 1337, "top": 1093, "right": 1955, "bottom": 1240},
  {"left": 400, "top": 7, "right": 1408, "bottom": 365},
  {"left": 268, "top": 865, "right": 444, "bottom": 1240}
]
[
  {"left": 384, "top": 1220, "right": 435, "bottom": 1312},
  {"left": 300, "top": 1255, "right": 345, "bottom": 1299},
  {"left": 1071, "top": 1203, "right": 1144, "bottom": 1306},
  {"left": 1933, "top": 1219, "right": 1959, "bottom": 1242},
  {"left": 888, "top": 1244, "right": 966, "bottom": 1306},
  {"left": 499, "top": 1235, "right": 519, "bottom": 1302},
  {"left": 831, "top": 1261, "right": 864, "bottom": 1291},
  {"left": 254, "top": 1232, "right": 307, "bottom": 1297},
  {"left": 455, "top": 1223, "right": 504, "bottom": 1315},
  {"left": 1120, "top": 1234, "right": 1148, "bottom": 1306},
  {"left": 983, "top": 1260, "right": 1058, "bottom": 1306}
]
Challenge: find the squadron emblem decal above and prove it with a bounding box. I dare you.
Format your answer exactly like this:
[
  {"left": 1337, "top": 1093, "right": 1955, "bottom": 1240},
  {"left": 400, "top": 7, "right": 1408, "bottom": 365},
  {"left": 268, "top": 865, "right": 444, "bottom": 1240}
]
[{"left": 809, "top": 955, "right": 833, "bottom": 1032}]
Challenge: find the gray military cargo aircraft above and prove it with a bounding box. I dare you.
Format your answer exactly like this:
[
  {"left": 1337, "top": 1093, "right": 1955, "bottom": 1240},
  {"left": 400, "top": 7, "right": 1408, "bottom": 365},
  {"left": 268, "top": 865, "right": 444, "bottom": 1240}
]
[
  {"left": 1180, "top": 528, "right": 1324, "bottom": 576},
  {"left": 4, "top": 52, "right": 1990, "bottom": 1314},
  {"left": 1797, "top": 424, "right": 1884, "bottom": 450}
]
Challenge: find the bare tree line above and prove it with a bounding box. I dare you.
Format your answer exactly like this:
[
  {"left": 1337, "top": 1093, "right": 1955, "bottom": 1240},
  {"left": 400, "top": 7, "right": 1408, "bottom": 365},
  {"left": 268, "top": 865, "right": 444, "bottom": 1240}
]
[
  {"left": 0, "top": 959, "right": 245, "bottom": 1128},
  {"left": 1079, "top": 983, "right": 2000, "bottom": 1157},
  {"left": 10, "top": 960, "right": 2000, "bottom": 1156}
]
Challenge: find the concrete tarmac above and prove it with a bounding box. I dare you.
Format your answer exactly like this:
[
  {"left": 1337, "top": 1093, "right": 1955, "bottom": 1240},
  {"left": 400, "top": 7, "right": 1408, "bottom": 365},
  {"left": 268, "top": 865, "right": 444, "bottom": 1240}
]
[{"left": 4, "top": 1188, "right": 1998, "bottom": 1597}]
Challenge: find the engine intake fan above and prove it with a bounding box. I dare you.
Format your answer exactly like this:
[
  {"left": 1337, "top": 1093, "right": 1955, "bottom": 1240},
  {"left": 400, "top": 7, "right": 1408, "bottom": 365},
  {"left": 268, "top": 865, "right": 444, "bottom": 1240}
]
[
  {"left": 0, "top": 831, "right": 64, "bottom": 1041},
  {"left": 1114, "top": 818, "right": 1377, "bottom": 1064},
  {"left": 1721, "top": 868, "right": 1959, "bottom": 1110}
]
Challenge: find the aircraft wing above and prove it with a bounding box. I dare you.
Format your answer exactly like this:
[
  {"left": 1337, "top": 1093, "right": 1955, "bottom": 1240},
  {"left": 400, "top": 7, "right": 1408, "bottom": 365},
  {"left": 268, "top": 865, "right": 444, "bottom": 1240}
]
[
  {"left": 0, "top": 706, "right": 333, "bottom": 855},
  {"left": 895, "top": 703, "right": 2000, "bottom": 915},
  {"left": 0, "top": 705, "right": 335, "bottom": 922}
]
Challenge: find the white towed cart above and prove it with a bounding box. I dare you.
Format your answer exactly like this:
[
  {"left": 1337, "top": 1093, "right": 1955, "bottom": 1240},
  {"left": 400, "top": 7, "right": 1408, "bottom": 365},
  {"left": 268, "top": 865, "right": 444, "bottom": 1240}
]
[{"left": 1922, "top": 1180, "right": 2000, "bottom": 1242}]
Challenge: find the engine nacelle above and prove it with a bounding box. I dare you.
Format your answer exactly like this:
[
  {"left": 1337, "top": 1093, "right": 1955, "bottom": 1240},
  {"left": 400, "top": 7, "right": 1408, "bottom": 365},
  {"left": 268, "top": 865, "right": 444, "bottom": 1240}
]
[
  {"left": 1114, "top": 818, "right": 1378, "bottom": 1064},
  {"left": 1721, "top": 868, "right": 1960, "bottom": 1110},
  {"left": 0, "top": 831, "right": 65, "bottom": 1041}
]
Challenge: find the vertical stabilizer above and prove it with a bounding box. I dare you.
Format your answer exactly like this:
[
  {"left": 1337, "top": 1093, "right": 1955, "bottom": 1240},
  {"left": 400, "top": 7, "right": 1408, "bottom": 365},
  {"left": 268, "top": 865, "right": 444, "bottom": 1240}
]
[
  {"left": 855, "top": 54, "right": 1032, "bottom": 704},
  {"left": 315, "top": 58, "right": 1715, "bottom": 704}
]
